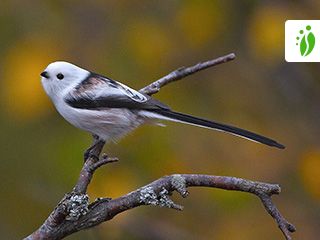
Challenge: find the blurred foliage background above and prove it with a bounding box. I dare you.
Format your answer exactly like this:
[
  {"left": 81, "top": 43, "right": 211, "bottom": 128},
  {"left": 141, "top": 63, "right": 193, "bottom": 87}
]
[{"left": 0, "top": 0, "right": 319, "bottom": 239}]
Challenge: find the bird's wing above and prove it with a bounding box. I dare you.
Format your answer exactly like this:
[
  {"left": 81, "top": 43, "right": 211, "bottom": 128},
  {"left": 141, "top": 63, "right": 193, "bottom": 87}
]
[{"left": 64, "top": 73, "right": 169, "bottom": 110}]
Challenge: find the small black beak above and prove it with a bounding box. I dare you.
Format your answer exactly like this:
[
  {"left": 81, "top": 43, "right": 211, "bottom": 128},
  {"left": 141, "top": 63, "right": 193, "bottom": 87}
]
[{"left": 40, "top": 71, "right": 49, "bottom": 79}]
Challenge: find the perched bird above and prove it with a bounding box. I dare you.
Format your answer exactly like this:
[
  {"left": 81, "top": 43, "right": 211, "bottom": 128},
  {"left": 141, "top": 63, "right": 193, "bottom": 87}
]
[{"left": 41, "top": 61, "right": 284, "bottom": 159}]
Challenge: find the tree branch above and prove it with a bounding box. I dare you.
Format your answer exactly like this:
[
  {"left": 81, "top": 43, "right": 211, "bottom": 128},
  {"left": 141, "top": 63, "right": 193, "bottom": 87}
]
[
  {"left": 140, "top": 53, "right": 235, "bottom": 95},
  {"left": 25, "top": 160, "right": 296, "bottom": 240},
  {"left": 25, "top": 53, "right": 295, "bottom": 240}
]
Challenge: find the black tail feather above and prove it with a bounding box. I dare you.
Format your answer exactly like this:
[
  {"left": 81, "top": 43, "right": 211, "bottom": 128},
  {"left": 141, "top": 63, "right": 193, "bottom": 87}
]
[{"left": 152, "top": 109, "right": 285, "bottom": 149}]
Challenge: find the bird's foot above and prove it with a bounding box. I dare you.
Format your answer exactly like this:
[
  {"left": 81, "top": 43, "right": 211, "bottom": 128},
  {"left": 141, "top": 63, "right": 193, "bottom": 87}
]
[
  {"left": 84, "top": 149, "right": 99, "bottom": 162},
  {"left": 84, "top": 135, "right": 106, "bottom": 162}
]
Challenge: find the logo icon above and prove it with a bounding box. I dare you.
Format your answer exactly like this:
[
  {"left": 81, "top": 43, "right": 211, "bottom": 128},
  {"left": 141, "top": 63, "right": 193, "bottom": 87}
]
[
  {"left": 285, "top": 20, "right": 320, "bottom": 62},
  {"left": 296, "top": 25, "right": 315, "bottom": 57}
]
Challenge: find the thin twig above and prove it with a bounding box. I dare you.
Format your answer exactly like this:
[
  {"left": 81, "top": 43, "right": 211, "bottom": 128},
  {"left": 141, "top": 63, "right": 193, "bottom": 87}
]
[
  {"left": 258, "top": 193, "right": 296, "bottom": 240},
  {"left": 140, "top": 53, "right": 236, "bottom": 95}
]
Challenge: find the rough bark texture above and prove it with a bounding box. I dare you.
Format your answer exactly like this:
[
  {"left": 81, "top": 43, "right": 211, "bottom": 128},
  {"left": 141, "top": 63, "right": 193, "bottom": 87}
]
[{"left": 25, "top": 53, "right": 295, "bottom": 240}]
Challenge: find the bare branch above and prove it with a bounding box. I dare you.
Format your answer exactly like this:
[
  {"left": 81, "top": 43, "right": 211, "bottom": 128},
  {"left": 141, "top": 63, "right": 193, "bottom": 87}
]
[
  {"left": 258, "top": 193, "right": 296, "bottom": 240},
  {"left": 25, "top": 53, "right": 295, "bottom": 240},
  {"left": 25, "top": 172, "right": 295, "bottom": 240},
  {"left": 140, "top": 53, "right": 236, "bottom": 96}
]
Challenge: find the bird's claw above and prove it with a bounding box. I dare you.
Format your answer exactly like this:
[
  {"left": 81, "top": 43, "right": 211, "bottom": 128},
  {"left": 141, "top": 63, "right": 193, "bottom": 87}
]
[{"left": 84, "top": 150, "right": 99, "bottom": 162}]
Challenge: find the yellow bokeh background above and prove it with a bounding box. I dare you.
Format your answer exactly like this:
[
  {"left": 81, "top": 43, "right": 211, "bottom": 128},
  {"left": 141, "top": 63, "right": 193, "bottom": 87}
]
[
  {"left": 2, "top": 37, "right": 60, "bottom": 120},
  {"left": 300, "top": 150, "right": 320, "bottom": 199}
]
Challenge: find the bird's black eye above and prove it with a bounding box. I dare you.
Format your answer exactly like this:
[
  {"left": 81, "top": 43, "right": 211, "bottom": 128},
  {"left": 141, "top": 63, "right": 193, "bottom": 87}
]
[{"left": 56, "top": 73, "right": 64, "bottom": 80}]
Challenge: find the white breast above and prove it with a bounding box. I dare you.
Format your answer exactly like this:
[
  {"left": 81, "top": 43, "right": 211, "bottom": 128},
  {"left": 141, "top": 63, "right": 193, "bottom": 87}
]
[{"left": 53, "top": 99, "right": 144, "bottom": 142}]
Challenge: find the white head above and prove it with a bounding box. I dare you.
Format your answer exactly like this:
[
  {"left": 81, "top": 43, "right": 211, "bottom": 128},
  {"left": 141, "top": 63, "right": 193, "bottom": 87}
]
[{"left": 41, "top": 61, "right": 90, "bottom": 100}]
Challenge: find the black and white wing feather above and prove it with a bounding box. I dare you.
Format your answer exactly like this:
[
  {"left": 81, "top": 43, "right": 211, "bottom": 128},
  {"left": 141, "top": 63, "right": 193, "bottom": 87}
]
[{"left": 64, "top": 73, "right": 169, "bottom": 110}]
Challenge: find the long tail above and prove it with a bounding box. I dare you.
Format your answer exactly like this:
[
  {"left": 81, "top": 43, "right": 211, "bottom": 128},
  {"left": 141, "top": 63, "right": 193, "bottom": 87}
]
[{"left": 148, "top": 109, "right": 285, "bottom": 149}]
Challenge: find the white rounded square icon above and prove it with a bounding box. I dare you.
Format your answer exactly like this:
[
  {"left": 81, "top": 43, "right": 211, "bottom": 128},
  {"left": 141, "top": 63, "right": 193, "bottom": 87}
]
[{"left": 285, "top": 20, "right": 320, "bottom": 62}]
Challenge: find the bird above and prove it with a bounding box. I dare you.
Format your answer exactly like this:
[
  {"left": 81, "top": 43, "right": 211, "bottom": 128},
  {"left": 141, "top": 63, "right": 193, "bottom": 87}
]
[{"left": 40, "top": 61, "right": 284, "bottom": 160}]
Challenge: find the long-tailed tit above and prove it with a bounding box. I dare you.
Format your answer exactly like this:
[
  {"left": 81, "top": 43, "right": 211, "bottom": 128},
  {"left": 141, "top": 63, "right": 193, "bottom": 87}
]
[{"left": 41, "top": 61, "right": 284, "bottom": 159}]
